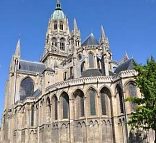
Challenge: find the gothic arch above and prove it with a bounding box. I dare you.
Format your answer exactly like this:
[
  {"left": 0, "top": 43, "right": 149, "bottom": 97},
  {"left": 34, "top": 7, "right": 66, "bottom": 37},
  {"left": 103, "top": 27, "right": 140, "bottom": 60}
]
[
  {"left": 60, "top": 37, "right": 65, "bottom": 51},
  {"left": 52, "top": 95, "right": 58, "bottom": 120},
  {"left": 60, "top": 92, "right": 69, "bottom": 119},
  {"left": 73, "top": 89, "right": 85, "bottom": 119},
  {"left": 125, "top": 81, "right": 137, "bottom": 112},
  {"left": 100, "top": 87, "right": 111, "bottom": 116},
  {"left": 88, "top": 52, "right": 95, "bottom": 68},
  {"left": 86, "top": 87, "right": 97, "bottom": 116},
  {"left": 46, "top": 97, "right": 51, "bottom": 123},
  {"left": 116, "top": 84, "right": 124, "bottom": 114},
  {"left": 19, "top": 76, "right": 34, "bottom": 100},
  {"left": 52, "top": 37, "right": 57, "bottom": 47},
  {"left": 85, "top": 85, "right": 97, "bottom": 96}
]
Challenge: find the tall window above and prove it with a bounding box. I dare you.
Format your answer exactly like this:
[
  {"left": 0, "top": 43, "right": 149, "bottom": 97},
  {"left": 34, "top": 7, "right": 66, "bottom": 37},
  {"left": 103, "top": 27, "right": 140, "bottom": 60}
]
[
  {"left": 61, "top": 92, "right": 69, "bottom": 119},
  {"left": 54, "top": 96, "right": 58, "bottom": 120},
  {"left": 46, "top": 97, "right": 51, "bottom": 122},
  {"left": 128, "top": 82, "right": 137, "bottom": 110},
  {"left": 60, "top": 38, "right": 65, "bottom": 51},
  {"left": 81, "top": 61, "right": 85, "bottom": 74},
  {"left": 88, "top": 88, "right": 97, "bottom": 115},
  {"left": 52, "top": 37, "right": 57, "bottom": 47},
  {"left": 54, "top": 21, "right": 57, "bottom": 30},
  {"left": 60, "top": 22, "right": 63, "bottom": 30},
  {"left": 116, "top": 85, "right": 124, "bottom": 113},
  {"left": 89, "top": 52, "right": 94, "bottom": 68},
  {"left": 70, "top": 67, "right": 73, "bottom": 79},
  {"left": 64, "top": 72, "right": 67, "bottom": 81},
  {"left": 74, "top": 89, "right": 85, "bottom": 118},
  {"left": 97, "top": 58, "right": 101, "bottom": 69},
  {"left": 100, "top": 87, "right": 111, "bottom": 116},
  {"left": 20, "top": 77, "right": 34, "bottom": 100},
  {"left": 31, "top": 105, "right": 34, "bottom": 126}
]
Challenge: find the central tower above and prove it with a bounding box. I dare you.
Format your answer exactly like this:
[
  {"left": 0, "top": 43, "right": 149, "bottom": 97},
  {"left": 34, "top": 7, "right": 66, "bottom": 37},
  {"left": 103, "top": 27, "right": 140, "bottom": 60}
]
[{"left": 41, "top": 0, "right": 71, "bottom": 68}]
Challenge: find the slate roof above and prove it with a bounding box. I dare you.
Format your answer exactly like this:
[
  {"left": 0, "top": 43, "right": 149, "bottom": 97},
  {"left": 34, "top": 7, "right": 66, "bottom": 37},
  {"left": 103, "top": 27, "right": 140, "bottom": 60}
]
[
  {"left": 81, "top": 69, "right": 102, "bottom": 77},
  {"left": 82, "top": 33, "right": 99, "bottom": 46},
  {"left": 114, "top": 59, "right": 134, "bottom": 74},
  {"left": 19, "top": 60, "right": 46, "bottom": 73},
  {"left": 33, "top": 89, "right": 42, "bottom": 97}
]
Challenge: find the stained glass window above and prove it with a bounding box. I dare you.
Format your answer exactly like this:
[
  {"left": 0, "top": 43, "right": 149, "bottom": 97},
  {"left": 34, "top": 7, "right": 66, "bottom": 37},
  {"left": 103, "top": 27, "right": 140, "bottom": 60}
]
[
  {"left": 53, "top": 96, "right": 58, "bottom": 120},
  {"left": 74, "top": 90, "right": 85, "bottom": 118},
  {"left": 128, "top": 82, "right": 137, "bottom": 110},
  {"left": 61, "top": 93, "right": 69, "bottom": 119},
  {"left": 20, "top": 77, "right": 34, "bottom": 100},
  {"left": 89, "top": 53, "right": 94, "bottom": 68},
  {"left": 31, "top": 105, "right": 34, "bottom": 126},
  {"left": 100, "top": 88, "right": 111, "bottom": 116},
  {"left": 116, "top": 85, "right": 124, "bottom": 113},
  {"left": 89, "top": 88, "right": 96, "bottom": 115}
]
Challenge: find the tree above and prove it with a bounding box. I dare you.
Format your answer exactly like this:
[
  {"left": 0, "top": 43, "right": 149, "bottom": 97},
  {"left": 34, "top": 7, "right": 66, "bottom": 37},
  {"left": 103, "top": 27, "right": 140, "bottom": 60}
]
[{"left": 127, "top": 57, "right": 156, "bottom": 143}]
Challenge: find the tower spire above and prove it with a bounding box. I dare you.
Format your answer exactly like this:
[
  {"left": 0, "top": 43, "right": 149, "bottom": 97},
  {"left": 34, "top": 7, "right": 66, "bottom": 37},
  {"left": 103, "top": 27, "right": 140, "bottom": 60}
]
[
  {"left": 100, "top": 25, "right": 106, "bottom": 42},
  {"left": 74, "top": 18, "right": 78, "bottom": 31},
  {"left": 15, "top": 39, "right": 21, "bottom": 57}
]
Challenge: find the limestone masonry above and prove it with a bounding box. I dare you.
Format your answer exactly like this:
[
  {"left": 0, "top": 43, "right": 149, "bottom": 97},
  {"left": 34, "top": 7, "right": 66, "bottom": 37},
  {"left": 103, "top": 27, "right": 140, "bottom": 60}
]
[{"left": 1, "top": 1, "right": 154, "bottom": 143}]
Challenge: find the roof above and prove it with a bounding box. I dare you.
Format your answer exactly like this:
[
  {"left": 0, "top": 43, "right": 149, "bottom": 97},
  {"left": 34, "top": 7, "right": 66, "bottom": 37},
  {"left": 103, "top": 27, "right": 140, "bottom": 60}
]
[
  {"left": 81, "top": 69, "right": 102, "bottom": 77},
  {"left": 51, "top": 2, "right": 65, "bottom": 20},
  {"left": 82, "top": 33, "right": 99, "bottom": 46},
  {"left": 114, "top": 59, "right": 134, "bottom": 74},
  {"left": 52, "top": 9, "right": 65, "bottom": 20},
  {"left": 33, "top": 89, "right": 42, "bottom": 97},
  {"left": 19, "top": 60, "right": 46, "bottom": 73}
]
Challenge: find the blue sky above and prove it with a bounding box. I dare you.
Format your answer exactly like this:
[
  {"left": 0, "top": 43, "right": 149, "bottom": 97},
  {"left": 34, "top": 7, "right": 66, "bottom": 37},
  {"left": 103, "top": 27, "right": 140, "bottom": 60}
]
[{"left": 0, "top": 0, "right": 156, "bottom": 120}]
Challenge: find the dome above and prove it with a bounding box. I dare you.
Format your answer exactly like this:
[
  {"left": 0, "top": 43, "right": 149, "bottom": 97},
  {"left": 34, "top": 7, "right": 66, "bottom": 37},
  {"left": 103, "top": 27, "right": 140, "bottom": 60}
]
[{"left": 52, "top": 9, "right": 65, "bottom": 20}]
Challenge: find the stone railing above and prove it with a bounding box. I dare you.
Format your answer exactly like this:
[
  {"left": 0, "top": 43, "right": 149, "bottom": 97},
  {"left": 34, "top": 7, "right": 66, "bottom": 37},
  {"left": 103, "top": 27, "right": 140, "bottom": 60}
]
[{"left": 46, "top": 76, "right": 113, "bottom": 92}]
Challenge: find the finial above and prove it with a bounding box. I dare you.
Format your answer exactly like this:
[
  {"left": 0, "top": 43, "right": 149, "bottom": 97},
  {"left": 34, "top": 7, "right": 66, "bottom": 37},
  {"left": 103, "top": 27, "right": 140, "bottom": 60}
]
[
  {"left": 56, "top": 0, "right": 61, "bottom": 10},
  {"left": 74, "top": 18, "right": 78, "bottom": 31},
  {"left": 101, "top": 25, "right": 106, "bottom": 39},
  {"left": 15, "top": 39, "right": 21, "bottom": 57},
  {"left": 90, "top": 33, "right": 94, "bottom": 36},
  {"left": 124, "top": 52, "right": 129, "bottom": 61}
]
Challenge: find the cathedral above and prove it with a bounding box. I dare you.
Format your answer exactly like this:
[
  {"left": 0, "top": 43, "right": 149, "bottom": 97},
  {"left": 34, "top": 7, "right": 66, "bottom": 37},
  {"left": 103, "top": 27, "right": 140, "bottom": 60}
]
[{"left": 1, "top": 0, "right": 153, "bottom": 143}]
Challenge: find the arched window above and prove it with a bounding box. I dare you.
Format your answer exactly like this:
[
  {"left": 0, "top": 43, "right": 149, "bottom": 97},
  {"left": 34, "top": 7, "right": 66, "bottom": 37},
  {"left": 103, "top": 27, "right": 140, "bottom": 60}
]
[
  {"left": 53, "top": 95, "right": 58, "bottom": 120},
  {"left": 88, "top": 88, "right": 97, "bottom": 115},
  {"left": 73, "top": 89, "right": 85, "bottom": 118},
  {"left": 100, "top": 87, "right": 111, "bottom": 116},
  {"left": 64, "top": 72, "right": 67, "bottom": 81},
  {"left": 46, "top": 97, "right": 51, "bottom": 122},
  {"left": 61, "top": 92, "right": 69, "bottom": 119},
  {"left": 60, "top": 21, "right": 63, "bottom": 30},
  {"left": 52, "top": 37, "right": 57, "bottom": 47},
  {"left": 127, "top": 82, "right": 137, "bottom": 110},
  {"left": 20, "top": 77, "right": 34, "bottom": 100},
  {"left": 60, "top": 38, "right": 65, "bottom": 51},
  {"left": 81, "top": 61, "right": 85, "bottom": 73},
  {"left": 54, "top": 21, "right": 57, "bottom": 30},
  {"left": 89, "top": 52, "right": 94, "bottom": 68},
  {"left": 97, "top": 58, "right": 101, "bottom": 69},
  {"left": 31, "top": 105, "right": 34, "bottom": 126},
  {"left": 116, "top": 85, "right": 124, "bottom": 113}
]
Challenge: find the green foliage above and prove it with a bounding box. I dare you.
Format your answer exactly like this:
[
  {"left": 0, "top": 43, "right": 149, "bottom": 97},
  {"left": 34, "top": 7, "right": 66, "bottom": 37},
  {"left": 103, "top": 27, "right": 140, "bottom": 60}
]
[{"left": 127, "top": 57, "right": 156, "bottom": 132}]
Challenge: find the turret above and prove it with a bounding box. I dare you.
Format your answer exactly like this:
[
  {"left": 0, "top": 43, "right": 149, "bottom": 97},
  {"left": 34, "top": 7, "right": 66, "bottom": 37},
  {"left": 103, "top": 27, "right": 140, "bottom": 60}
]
[
  {"left": 100, "top": 26, "right": 112, "bottom": 76},
  {"left": 10, "top": 39, "right": 21, "bottom": 73}
]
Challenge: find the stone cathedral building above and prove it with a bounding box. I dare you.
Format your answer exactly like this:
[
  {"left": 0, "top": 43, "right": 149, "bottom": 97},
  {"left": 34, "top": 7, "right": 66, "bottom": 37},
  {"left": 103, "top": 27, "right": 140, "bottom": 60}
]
[{"left": 1, "top": 1, "right": 150, "bottom": 143}]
